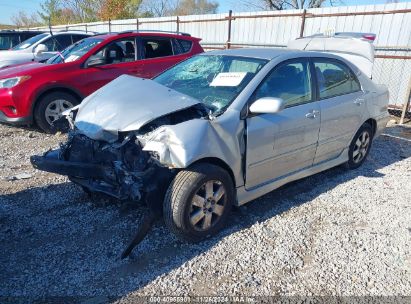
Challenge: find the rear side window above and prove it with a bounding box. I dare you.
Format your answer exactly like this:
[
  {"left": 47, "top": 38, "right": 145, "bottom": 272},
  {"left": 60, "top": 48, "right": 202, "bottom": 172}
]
[
  {"left": 91, "top": 37, "right": 136, "bottom": 64},
  {"left": 72, "top": 34, "right": 88, "bottom": 44},
  {"left": 55, "top": 35, "right": 73, "bottom": 50},
  {"left": 254, "top": 60, "right": 312, "bottom": 108},
  {"left": 172, "top": 39, "right": 193, "bottom": 55},
  {"left": 43, "top": 35, "right": 72, "bottom": 51},
  {"left": 313, "top": 59, "right": 361, "bottom": 99},
  {"left": 141, "top": 37, "right": 173, "bottom": 59}
]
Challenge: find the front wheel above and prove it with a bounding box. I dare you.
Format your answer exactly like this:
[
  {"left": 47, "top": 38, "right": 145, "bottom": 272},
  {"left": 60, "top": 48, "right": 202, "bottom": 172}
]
[
  {"left": 163, "top": 163, "right": 234, "bottom": 242},
  {"left": 34, "top": 92, "right": 79, "bottom": 133},
  {"left": 344, "top": 123, "right": 373, "bottom": 169}
]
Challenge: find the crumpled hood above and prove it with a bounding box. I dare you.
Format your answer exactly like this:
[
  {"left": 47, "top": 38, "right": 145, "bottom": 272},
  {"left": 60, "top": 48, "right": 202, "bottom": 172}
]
[{"left": 74, "top": 74, "right": 201, "bottom": 142}]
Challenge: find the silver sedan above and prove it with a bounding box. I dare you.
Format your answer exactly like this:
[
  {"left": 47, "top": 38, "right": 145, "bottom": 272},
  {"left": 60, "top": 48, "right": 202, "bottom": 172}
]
[{"left": 31, "top": 48, "right": 390, "bottom": 254}]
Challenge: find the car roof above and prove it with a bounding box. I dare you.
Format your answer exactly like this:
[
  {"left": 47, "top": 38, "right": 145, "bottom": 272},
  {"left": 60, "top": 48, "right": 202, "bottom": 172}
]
[
  {"left": 52, "top": 31, "right": 91, "bottom": 35},
  {"left": 205, "top": 48, "right": 303, "bottom": 60},
  {"left": 92, "top": 31, "right": 199, "bottom": 41}
]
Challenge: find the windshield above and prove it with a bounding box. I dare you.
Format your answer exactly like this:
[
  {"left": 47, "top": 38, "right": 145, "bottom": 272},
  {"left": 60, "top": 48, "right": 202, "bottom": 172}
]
[
  {"left": 12, "top": 33, "right": 48, "bottom": 50},
  {"left": 47, "top": 37, "right": 103, "bottom": 64},
  {"left": 154, "top": 55, "right": 267, "bottom": 114}
]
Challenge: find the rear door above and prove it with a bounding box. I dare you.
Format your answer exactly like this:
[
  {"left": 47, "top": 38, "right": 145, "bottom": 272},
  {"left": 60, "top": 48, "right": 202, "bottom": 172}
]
[
  {"left": 136, "top": 36, "right": 192, "bottom": 78},
  {"left": 245, "top": 58, "right": 321, "bottom": 189},
  {"left": 312, "top": 58, "right": 366, "bottom": 164}
]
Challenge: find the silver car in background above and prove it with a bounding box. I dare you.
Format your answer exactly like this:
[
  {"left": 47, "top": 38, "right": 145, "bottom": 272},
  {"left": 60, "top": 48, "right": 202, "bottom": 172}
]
[
  {"left": 0, "top": 31, "right": 91, "bottom": 68},
  {"left": 31, "top": 47, "right": 389, "bottom": 255}
]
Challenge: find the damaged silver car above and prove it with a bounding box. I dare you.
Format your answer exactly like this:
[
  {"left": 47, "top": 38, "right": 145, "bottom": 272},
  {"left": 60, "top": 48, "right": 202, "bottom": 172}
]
[{"left": 31, "top": 48, "right": 389, "bottom": 257}]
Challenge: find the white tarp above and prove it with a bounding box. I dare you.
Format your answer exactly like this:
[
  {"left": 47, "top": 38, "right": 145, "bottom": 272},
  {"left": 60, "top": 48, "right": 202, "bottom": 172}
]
[{"left": 288, "top": 36, "right": 375, "bottom": 78}]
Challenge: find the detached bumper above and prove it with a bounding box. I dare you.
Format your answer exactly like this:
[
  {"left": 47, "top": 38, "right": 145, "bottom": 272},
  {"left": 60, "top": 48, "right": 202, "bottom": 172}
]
[
  {"left": 30, "top": 149, "right": 156, "bottom": 201},
  {"left": 30, "top": 150, "right": 116, "bottom": 182}
]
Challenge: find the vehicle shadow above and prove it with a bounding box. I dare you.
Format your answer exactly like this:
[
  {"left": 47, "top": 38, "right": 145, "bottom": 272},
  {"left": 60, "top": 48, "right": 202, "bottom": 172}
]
[{"left": 0, "top": 134, "right": 409, "bottom": 299}]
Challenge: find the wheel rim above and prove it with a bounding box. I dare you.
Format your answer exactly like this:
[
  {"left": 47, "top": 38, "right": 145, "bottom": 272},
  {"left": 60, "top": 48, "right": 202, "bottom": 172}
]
[
  {"left": 189, "top": 180, "right": 226, "bottom": 231},
  {"left": 44, "top": 99, "right": 74, "bottom": 125},
  {"left": 353, "top": 130, "right": 370, "bottom": 163}
]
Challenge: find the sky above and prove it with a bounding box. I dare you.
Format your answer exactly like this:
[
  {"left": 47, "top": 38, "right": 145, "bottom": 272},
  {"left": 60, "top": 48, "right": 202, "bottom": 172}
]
[{"left": 0, "top": 0, "right": 404, "bottom": 25}]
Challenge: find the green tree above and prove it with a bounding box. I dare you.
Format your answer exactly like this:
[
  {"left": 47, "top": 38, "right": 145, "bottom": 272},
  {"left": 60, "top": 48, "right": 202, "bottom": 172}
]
[
  {"left": 38, "top": 0, "right": 63, "bottom": 25},
  {"left": 173, "top": 0, "right": 218, "bottom": 15},
  {"left": 99, "top": 0, "right": 143, "bottom": 20},
  {"left": 142, "top": 0, "right": 218, "bottom": 16}
]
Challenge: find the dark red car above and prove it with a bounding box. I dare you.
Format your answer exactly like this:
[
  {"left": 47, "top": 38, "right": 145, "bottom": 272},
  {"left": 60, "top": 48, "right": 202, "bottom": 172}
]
[{"left": 0, "top": 31, "right": 203, "bottom": 132}]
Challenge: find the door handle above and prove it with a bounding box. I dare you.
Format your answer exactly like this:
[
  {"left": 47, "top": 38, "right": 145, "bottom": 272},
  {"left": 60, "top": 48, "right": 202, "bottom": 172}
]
[
  {"left": 354, "top": 98, "right": 364, "bottom": 106},
  {"left": 305, "top": 110, "right": 320, "bottom": 119}
]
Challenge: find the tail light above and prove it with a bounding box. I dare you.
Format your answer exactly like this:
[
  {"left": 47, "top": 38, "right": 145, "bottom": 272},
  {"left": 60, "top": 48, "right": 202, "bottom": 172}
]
[{"left": 362, "top": 34, "right": 376, "bottom": 42}]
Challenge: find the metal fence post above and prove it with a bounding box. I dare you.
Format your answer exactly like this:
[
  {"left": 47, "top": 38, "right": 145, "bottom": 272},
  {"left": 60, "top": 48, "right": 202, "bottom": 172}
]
[
  {"left": 300, "top": 9, "right": 307, "bottom": 38},
  {"left": 108, "top": 19, "right": 111, "bottom": 33},
  {"left": 399, "top": 77, "right": 411, "bottom": 124},
  {"left": 177, "top": 16, "right": 180, "bottom": 33},
  {"left": 85, "top": 24, "right": 88, "bottom": 33},
  {"left": 226, "top": 10, "right": 232, "bottom": 49},
  {"left": 136, "top": 18, "right": 139, "bottom": 30}
]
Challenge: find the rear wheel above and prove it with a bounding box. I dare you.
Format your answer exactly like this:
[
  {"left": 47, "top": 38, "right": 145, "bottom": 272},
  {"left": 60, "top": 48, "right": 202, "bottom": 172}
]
[
  {"left": 163, "top": 163, "right": 234, "bottom": 242},
  {"left": 344, "top": 123, "right": 373, "bottom": 169},
  {"left": 34, "top": 92, "right": 79, "bottom": 133}
]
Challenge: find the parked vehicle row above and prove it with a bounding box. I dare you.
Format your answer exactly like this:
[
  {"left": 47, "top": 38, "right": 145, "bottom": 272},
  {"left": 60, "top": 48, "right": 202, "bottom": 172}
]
[
  {"left": 0, "top": 30, "right": 45, "bottom": 50},
  {"left": 0, "top": 30, "right": 203, "bottom": 132},
  {"left": 0, "top": 30, "right": 92, "bottom": 68}
]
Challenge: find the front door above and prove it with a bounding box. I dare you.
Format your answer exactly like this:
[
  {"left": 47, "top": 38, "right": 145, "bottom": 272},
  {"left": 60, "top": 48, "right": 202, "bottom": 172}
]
[
  {"left": 245, "top": 59, "right": 321, "bottom": 189},
  {"left": 79, "top": 37, "right": 142, "bottom": 95}
]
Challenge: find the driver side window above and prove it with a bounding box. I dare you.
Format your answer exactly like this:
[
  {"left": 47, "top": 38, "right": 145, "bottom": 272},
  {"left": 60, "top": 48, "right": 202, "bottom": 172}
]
[
  {"left": 255, "top": 59, "right": 312, "bottom": 108},
  {"left": 91, "top": 38, "right": 136, "bottom": 65}
]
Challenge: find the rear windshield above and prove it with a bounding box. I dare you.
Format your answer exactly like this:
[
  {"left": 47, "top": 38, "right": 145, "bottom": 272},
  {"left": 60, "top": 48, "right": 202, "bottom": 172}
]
[{"left": 12, "top": 33, "right": 48, "bottom": 50}]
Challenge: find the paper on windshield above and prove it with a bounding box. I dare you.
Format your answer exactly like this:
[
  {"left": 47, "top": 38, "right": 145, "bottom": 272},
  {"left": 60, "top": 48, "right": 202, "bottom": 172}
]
[
  {"left": 65, "top": 55, "right": 80, "bottom": 62},
  {"left": 210, "top": 72, "right": 247, "bottom": 87}
]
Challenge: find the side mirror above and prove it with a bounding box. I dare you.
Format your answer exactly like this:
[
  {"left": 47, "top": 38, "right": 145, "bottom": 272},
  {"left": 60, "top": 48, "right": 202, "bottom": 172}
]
[
  {"left": 86, "top": 56, "right": 106, "bottom": 68},
  {"left": 34, "top": 44, "right": 48, "bottom": 56},
  {"left": 249, "top": 97, "right": 285, "bottom": 114}
]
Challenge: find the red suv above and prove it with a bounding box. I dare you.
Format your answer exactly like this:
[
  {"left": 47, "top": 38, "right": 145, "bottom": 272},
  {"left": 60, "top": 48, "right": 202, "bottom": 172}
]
[{"left": 0, "top": 31, "right": 203, "bottom": 132}]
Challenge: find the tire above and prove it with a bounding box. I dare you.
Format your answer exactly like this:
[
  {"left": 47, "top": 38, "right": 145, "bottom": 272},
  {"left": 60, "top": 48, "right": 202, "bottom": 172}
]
[
  {"left": 164, "top": 163, "right": 234, "bottom": 242},
  {"left": 34, "top": 91, "right": 79, "bottom": 133},
  {"left": 344, "top": 123, "right": 373, "bottom": 169}
]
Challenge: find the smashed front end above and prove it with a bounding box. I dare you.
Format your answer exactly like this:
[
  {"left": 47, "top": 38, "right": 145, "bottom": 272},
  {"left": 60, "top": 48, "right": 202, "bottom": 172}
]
[
  {"left": 30, "top": 75, "right": 208, "bottom": 209},
  {"left": 31, "top": 130, "right": 172, "bottom": 204}
]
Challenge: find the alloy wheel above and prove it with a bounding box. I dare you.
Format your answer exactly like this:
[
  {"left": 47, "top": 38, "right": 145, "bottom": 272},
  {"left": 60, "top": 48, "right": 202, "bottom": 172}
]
[
  {"left": 189, "top": 180, "right": 226, "bottom": 231},
  {"left": 353, "top": 130, "right": 370, "bottom": 163},
  {"left": 45, "top": 99, "right": 74, "bottom": 125}
]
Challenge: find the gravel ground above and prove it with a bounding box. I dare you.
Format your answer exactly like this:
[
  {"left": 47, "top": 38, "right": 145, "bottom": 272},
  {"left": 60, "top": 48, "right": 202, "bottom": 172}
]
[{"left": 0, "top": 121, "right": 410, "bottom": 302}]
